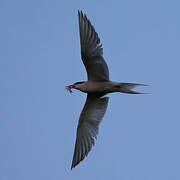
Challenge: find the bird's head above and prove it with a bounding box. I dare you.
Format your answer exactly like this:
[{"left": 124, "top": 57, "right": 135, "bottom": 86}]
[{"left": 66, "top": 81, "right": 85, "bottom": 93}]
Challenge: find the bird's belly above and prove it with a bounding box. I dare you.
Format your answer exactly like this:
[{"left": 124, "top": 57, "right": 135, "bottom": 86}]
[{"left": 80, "top": 82, "right": 111, "bottom": 93}]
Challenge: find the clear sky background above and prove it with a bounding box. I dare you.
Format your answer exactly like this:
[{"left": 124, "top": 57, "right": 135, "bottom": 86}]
[{"left": 0, "top": 0, "right": 180, "bottom": 179}]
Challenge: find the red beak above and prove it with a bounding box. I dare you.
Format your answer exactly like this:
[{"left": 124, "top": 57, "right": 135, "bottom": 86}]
[{"left": 66, "top": 84, "right": 75, "bottom": 93}]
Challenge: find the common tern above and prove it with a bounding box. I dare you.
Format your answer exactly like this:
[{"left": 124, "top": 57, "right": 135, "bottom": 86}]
[{"left": 67, "top": 11, "right": 146, "bottom": 169}]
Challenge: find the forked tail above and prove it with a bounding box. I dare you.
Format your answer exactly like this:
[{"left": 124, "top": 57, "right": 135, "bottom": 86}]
[{"left": 115, "top": 83, "right": 147, "bottom": 94}]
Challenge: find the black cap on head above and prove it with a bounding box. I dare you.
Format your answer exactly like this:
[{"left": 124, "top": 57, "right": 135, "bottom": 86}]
[{"left": 74, "top": 81, "right": 85, "bottom": 85}]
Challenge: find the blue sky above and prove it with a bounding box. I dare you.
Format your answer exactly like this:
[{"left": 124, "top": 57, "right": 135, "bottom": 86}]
[{"left": 0, "top": 0, "right": 180, "bottom": 179}]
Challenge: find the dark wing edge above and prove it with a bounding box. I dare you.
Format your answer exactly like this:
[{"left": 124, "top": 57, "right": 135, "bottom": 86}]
[
  {"left": 71, "top": 94, "right": 109, "bottom": 169},
  {"left": 78, "top": 10, "right": 103, "bottom": 59},
  {"left": 78, "top": 10, "right": 109, "bottom": 81}
]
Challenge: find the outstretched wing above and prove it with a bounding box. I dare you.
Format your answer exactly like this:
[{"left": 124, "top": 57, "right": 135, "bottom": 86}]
[
  {"left": 71, "top": 94, "right": 109, "bottom": 169},
  {"left": 78, "top": 10, "right": 109, "bottom": 81}
]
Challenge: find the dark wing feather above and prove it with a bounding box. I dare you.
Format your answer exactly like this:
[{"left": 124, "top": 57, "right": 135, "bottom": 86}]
[
  {"left": 78, "top": 11, "right": 109, "bottom": 81},
  {"left": 71, "top": 94, "right": 109, "bottom": 169}
]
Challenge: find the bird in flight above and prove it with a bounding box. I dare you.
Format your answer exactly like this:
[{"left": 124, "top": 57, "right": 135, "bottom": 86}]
[{"left": 66, "top": 10, "right": 146, "bottom": 169}]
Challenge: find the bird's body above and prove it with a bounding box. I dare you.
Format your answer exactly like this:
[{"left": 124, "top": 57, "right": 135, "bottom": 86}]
[
  {"left": 74, "top": 81, "right": 112, "bottom": 93},
  {"left": 74, "top": 81, "right": 145, "bottom": 94},
  {"left": 66, "top": 10, "right": 146, "bottom": 169}
]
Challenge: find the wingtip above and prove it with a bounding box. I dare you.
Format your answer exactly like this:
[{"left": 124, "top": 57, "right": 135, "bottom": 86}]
[
  {"left": 78, "top": 10, "right": 85, "bottom": 20},
  {"left": 71, "top": 162, "right": 78, "bottom": 170},
  {"left": 71, "top": 161, "right": 75, "bottom": 170}
]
